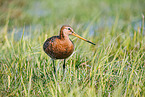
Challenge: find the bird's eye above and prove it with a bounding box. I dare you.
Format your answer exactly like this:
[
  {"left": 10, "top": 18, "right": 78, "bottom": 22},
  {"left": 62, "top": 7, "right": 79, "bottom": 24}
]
[{"left": 68, "top": 28, "right": 71, "bottom": 30}]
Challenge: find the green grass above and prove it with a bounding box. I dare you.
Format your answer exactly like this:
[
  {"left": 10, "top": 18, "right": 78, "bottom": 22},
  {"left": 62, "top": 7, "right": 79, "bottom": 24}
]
[{"left": 0, "top": 0, "right": 145, "bottom": 96}]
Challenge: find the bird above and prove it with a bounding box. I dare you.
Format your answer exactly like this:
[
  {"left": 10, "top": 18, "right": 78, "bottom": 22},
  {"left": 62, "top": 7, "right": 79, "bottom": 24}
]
[{"left": 43, "top": 25, "right": 95, "bottom": 74}]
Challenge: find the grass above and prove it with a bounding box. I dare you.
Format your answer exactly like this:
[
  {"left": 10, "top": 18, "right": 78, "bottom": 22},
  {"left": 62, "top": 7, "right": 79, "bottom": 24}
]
[{"left": 0, "top": 0, "right": 145, "bottom": 96}]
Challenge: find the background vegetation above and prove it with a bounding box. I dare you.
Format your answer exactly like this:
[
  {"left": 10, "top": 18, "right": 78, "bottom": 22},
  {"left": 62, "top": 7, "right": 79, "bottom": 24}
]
[{"left": 0, "top": 0, "right": 145, "bottom": 96}]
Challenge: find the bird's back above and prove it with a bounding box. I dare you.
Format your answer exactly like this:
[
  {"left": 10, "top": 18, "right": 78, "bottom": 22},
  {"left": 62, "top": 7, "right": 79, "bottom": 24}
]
[{"left": 43, "top": 36, "right": 74, "bottom": 59}]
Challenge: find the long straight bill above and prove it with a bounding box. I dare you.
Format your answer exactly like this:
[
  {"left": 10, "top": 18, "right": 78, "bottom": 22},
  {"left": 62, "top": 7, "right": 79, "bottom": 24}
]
[{"left": 72, "top": 32, "right": 96, "bottom": 45}]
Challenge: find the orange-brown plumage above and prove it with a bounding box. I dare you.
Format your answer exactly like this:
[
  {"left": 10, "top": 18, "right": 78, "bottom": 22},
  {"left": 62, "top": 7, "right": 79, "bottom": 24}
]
[
  {"left": 43, "top": 25, "right": 74, "bottom": 59},
  {"left": 43, "top": 36, "right": 74, "bottom": 59},
  {"left": 43, "top": 25, "right": 95, "bottom": 73}
]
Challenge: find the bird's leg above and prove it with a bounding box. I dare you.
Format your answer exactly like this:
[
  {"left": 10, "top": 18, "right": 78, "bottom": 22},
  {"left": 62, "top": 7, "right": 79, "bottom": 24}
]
[
  {"left": 63, "top": 59, "right": 66, "bottom": 74},
  {"left": 52, "top": 59, "right": 56, "bottom": 74}
]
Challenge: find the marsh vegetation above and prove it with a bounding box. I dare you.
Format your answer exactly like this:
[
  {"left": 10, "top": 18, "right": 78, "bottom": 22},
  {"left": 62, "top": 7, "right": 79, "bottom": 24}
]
[{"left": 0, "top": 0, "right": 145, "bottom": 96}]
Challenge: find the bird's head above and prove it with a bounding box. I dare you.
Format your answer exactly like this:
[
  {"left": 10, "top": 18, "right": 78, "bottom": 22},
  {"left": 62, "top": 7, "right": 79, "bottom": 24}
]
[{"left": 60, "top": 25, "right": 96, "bottom": 45}]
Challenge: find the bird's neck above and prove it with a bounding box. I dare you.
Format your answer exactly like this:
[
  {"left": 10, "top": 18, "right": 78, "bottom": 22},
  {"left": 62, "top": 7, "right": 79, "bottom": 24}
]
[
  {"left": 59, "top": 31, "right": 69, "bottom": 40},
  {"left": 59, "top": 30, "right": 64, "bottom": 38}
]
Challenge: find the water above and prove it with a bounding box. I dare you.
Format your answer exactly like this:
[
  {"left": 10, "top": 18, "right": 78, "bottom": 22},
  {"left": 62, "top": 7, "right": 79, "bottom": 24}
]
[
  {"left": 8, "top": 0, "right": 145, "bottom": 41},
  {"left": 11, "top": 24, "right": 42, "bottom": 41},
  {"left": 27, "top": 1, "right": 51, "bottom": 17}
]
